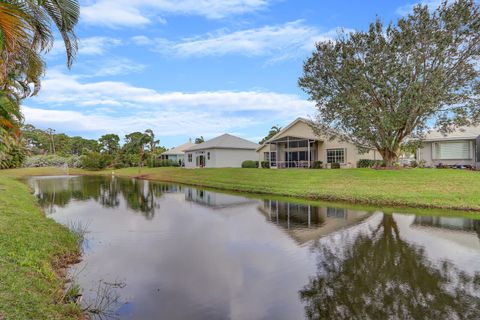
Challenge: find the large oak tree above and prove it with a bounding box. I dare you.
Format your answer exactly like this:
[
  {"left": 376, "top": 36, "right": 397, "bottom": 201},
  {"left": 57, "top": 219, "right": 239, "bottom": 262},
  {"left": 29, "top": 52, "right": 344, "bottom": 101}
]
[{"left": 299, "top": 0, "right": 480, "bottom": 165}]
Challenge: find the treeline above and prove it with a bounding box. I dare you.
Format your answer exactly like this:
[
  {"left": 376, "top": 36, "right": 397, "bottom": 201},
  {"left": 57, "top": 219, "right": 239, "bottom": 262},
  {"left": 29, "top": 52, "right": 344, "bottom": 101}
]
[{"left": 21, "top": 124, "right": 169, "bottom": 170}]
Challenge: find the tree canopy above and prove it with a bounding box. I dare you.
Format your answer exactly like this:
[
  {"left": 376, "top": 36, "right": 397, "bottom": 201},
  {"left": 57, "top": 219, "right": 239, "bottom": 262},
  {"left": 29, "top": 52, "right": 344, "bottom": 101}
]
[
  {"left": 299, "top": 0, "right": 480, "bottom": 164},
  {"left": 259, "top": 125, "right": 282, "bottom": 144}
]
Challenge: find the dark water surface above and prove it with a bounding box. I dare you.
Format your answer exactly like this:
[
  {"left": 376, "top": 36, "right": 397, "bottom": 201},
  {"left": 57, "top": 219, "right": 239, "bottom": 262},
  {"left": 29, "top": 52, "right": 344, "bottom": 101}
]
[{"left": 27, "top": 175, "right": 480, "bottom": 320}]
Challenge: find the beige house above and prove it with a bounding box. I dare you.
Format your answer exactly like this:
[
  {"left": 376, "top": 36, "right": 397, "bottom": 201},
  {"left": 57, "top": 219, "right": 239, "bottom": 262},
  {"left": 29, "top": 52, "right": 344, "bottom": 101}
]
[
  {"left": 257, "top": 118, "right": 379, "bottom": 168},
  {"left": 160, "top": 139, "right": 195, "bottom": 166},
  {"left": 416, "top": 127, "right": 480, "bottom": 168},
  {"left": 184, "top": 134, "right": 259, "bottom": 168}
]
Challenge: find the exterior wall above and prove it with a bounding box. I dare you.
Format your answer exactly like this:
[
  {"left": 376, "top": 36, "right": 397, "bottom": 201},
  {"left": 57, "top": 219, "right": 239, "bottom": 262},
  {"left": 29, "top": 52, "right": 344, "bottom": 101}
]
[
  {"left": 317, "top": 138, "right": 378, "bottom": 168},
  {"left": 258, "top": 137, "right": 378, "bottom": 168},
  {"left": 274, "top": 120, "right": 319, "bottom": 140},
  {"left": 185, "top": 148, "right": 258, "bottom": 168},
  {"left": 417, "top": 139, "right": 477, "bottom": 167}
]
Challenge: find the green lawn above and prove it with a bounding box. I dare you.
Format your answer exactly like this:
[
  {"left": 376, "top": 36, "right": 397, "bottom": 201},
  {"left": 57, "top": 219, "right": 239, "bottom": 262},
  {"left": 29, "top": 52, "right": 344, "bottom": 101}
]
[
  {"left": 3, "top": 166, "right": 480, "bottom": 211},
  {"left": 0, "top": 175, "right": 81, "bottom": 320}
]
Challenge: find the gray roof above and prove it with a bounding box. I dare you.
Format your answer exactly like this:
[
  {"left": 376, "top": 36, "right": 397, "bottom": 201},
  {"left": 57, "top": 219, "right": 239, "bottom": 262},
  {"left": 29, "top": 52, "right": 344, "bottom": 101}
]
[
  {"left": 161, "top": 140, "right": 195, "bottom": 155},
  {"left": 423, "top": 126, "right": 480, "bottom": 142},
  {"left": 185, "top": 134, "right": 259, "bottom": 151}
]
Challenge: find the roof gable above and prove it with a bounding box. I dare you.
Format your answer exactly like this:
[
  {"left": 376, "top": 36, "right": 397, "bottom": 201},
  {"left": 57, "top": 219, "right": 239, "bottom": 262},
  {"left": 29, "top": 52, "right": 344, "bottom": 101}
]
[
  {"left": 185, "top": 134, "right": 259, "bottom": 151},
  {"left": 162, "top": 141, "right": 195, "bottom": 155}
]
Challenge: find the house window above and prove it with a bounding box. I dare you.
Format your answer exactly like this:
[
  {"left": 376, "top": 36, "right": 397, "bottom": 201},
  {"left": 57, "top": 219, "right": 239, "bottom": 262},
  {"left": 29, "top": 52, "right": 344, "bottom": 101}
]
[
  {"left": 327, "top": 149, "right": 345, "bottom": 163},
  {"left": 207, "top": 152, "right": 210, "bottom": 160},
  {"left": 270, "top": 152, "right": 277, "bottom": 163},
  {"left": 434, "top": 141, "right": 471, "bottom": 160},
  {"left": 264, "top": 152, "right": 270, "bottom": 161},
  {"left": 188, "top": 154, "right": 192, "bottom": 162}
]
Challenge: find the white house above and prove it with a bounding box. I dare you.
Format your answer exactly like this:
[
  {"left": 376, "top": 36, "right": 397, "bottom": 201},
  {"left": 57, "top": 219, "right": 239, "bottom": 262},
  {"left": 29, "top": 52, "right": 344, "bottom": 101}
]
[
  {"left": 160, "top": 139, "right": 195, "bottom": 166},
  {"left": 257, "top": 118, "right": 379, "bottom": 168},
  {"left": 184, "top": 134, "right": 259, "bottom": 168},
  {"left": 417, "top": 126, "right": 480, "bottom": 168}
]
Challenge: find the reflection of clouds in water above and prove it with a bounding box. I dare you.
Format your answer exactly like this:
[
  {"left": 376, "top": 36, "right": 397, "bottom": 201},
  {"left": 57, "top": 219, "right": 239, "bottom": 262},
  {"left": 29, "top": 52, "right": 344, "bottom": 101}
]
[
  {"left": 394, "top": 213, "right": 480, "bottom": 275},
  {"left": 28, "top": 176, "right": 480, "bottom": 320},
  {"left": 67, "top": 193, "right": 316, "bottom": 319}
]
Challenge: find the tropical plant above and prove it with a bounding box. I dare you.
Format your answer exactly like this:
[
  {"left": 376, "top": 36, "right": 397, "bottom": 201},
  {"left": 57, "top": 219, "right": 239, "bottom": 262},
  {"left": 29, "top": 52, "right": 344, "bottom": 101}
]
[
  {"left": 259, "top": 125, "right": 282, "bottom": 144},
  {"left": 0, "top": 0, "right": 80, "bottom": 168},
  {"left": 299, "top": 0, "right": 480, "bottom": 166}
]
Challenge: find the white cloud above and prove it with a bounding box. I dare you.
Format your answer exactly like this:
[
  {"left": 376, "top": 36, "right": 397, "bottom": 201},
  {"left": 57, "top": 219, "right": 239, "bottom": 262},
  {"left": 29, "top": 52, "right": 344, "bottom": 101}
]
[
  {"left": 396, "top": 0, "right": 449, "bottom": 16},
  {"left": 81, "top": 0, "right": 270, "bottom": 28},
  {"left": 143, "top": 21, "right": 346, "bottom": 62},
  {"left": 48, "top": 36, "right": 122, "bottom": 57},
  {"left": 24, "top": 71, "right": 314, "bottom": 141},
  {"left": 82, "top": 58, "right": 146, "bottom": 77}
]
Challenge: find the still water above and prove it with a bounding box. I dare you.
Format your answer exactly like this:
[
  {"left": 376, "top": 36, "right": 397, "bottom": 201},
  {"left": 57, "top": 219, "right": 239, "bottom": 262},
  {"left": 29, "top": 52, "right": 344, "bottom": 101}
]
[{"left": 27, "top": 175, "right": 480, "bottom": 320}]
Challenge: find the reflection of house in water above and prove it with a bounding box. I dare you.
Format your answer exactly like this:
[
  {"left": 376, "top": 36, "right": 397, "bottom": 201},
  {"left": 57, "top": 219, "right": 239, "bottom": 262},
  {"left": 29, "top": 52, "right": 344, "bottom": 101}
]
[
  {"left": 259, "top": 200, "right": 370, "bottom": 245},
  {"left": 412, "top": 216, "right": 480, "bottom": 248},
  {"left": 184, "top": 188, "right": 257, "bottom": 209}
]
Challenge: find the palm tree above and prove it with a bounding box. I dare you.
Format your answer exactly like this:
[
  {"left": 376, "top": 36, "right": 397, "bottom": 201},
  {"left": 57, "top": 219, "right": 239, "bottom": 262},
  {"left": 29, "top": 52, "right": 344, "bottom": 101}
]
[{"left": 0, "top": 0, "right": 79, "bottom": 167}]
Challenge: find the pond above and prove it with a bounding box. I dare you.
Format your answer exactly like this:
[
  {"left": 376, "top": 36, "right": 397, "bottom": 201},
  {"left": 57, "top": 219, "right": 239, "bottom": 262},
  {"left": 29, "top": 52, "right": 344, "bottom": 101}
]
[{"left": 26, "top": 175, "right": 480, "bottom": 320}]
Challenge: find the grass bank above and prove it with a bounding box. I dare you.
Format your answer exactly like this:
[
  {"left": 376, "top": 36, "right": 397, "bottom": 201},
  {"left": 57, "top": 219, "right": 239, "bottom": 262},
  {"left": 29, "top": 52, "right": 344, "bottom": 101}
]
[
  {"left": 3, "top": 167, "right": 480, "bottom": 211},
  {"left": 0, "top": 175, "right": 82, "bottom": 320}
]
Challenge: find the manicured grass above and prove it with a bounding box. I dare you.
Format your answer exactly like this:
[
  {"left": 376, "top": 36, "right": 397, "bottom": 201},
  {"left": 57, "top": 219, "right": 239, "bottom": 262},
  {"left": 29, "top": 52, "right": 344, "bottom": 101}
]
[
  {"left": 0, "top": 175, "right": 82, "bottom": 320},
  {"left": 3, "top": 166, "right": 480, "bottom": 211}
]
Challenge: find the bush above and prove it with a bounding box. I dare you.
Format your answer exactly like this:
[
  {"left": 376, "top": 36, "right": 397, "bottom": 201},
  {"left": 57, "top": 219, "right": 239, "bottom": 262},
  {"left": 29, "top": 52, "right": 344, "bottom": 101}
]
[
  {"left": 331, "top": 162, "right": 341, "bottom": 169},
  {"left": 81, "top": 152, "right": 111, "bottom": 170},
  {"left": 67, "top": 155, "right": 85, "bottom": 168},
  {"left": 24, "top": 155, "right": 69, "bottom": 168},
  {"left": 260, "top": 161, "right": 270, "bottom": 168},
  {"left": 410, "top": 160, "right": 418, "bottom": 168},
  {"left": 242, "top": 160, "right": 259, "bottom": 168},
  {"left": 312, "top": 161, "right": 323, "bottom": 169},
  {"left": 147, "top": 158, "right": 179, "bottom": 168},
  {"left": 357, "top": 159, "right": 385, "bottom": 168}
]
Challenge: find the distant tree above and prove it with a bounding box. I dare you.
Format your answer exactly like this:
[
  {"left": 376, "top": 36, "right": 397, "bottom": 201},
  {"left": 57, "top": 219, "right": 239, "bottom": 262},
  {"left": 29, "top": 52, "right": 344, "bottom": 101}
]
[
  {"left": 299, "top": 0, "right": 480, "bottom": 165},
  {"left": 195, "top": 136, "right": 204, "bottom": 144},
  {"left": 259, "top": 125, "right": 282, "bottom": 144},
  {"left": 123, "top": 131, "right": 151, "bottom": 167},
  {"left": 144, "top": 129, "right": 159, "bottom": 153},
  {"left": 99, "top": 134, "right": 120, "bottom": 155}
]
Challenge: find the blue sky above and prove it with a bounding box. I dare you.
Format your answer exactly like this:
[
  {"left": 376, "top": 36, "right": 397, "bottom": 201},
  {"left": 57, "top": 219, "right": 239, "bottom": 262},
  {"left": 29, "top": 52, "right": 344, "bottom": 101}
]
[{"left": 24, "top": 0, "right": 437, "bottom": 148}]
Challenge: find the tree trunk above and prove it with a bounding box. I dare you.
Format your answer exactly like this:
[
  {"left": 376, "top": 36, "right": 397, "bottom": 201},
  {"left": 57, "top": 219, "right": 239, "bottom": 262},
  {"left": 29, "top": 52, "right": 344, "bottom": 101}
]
[{"left": 379, "top": 148, "right": 399, "bottom": 167}]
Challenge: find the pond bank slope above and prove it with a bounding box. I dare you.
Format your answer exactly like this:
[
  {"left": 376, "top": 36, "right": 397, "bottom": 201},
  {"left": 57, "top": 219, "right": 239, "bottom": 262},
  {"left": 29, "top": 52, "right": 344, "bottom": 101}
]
[
  {"left": 3, "top": 167, "right": 480, "bottom": 211},
  {"left": 0, "top": 175, "right": 82, "bottom": 320}
]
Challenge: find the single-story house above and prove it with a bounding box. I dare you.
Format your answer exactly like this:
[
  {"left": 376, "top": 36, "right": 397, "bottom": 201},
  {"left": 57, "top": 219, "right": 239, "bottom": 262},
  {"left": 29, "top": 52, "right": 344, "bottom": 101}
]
[
  {"left": 257, "top": 118, "right": 380, "bottom": 168},
  {"left": 184, "top": 134, "right": 259, "bottom": 168},
  {"left": 416, "top": 126, "right": 480, "bottom": 168},
  {"left": 160, "top": 139, "right": 195, "bottom": 166}
]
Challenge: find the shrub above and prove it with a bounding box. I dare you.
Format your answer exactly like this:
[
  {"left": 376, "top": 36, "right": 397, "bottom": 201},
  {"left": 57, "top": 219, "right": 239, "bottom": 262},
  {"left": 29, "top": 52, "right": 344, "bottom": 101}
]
[
  {"left": 67, "top": 155, "right": 85, "bottom": 168},
  {"left": 260, "top": 161, "right": 270, "bottom": 168},
  {"left": 81, "top": 152, "right": 111, "bottom": 170},
  {"left": 418, "top": 160, "right": 427, "bottom": 168},
  {"left": 148, "top": 158, "right": 179, "bottom": 167},
  {"left": 24, "top": 155, "right": 69, "bottom": 167},
  {"left": 410, "top": 160, "right": 418, "bottom": 168},
  {"left": 357, "top": 159, "right": 385, "bottom": 168},
  {"left": 331, "top": 162, "right": 341, "bottom": 169},
  {"left": 312, "top": 161, "right": 323, "bottom": 169},
  {"left": 242, "top": 160, "right": 259, "bottom": 168}
]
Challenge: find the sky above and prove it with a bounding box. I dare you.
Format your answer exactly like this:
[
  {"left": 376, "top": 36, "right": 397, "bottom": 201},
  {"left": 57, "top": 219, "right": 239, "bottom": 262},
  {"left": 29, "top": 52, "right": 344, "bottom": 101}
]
[{"left": 23, "top": 0, "right": 440, "bottom": 148}]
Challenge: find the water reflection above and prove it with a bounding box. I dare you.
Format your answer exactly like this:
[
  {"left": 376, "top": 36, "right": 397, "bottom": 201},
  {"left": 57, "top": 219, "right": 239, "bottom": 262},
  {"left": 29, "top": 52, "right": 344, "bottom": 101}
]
[
  {"left": 259, "top": 200, "right": 370, "bottom": 245},
  {"left": 26, "top": 176, "right": 480, "bottom": 320},
  {"left": 300, "top": 213, "right": 480, "bottom": 319}
]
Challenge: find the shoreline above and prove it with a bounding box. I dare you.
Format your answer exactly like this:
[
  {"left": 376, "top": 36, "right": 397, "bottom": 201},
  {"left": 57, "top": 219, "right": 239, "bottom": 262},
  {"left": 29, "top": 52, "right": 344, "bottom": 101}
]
[{"left": 3, "top": 167, "right": 480, "bottom": 213}]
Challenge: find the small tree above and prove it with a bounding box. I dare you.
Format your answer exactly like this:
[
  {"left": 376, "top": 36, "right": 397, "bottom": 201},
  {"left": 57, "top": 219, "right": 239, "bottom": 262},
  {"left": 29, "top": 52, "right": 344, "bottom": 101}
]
[
  {"left": 195, "top": 136, "right": 205, "bottom": 144},
  {"left": 259, "top": 125, "right": 282, "bottom": 144},
  {"left": 299, "top": 0, "right": 480, "bottom": 165}
]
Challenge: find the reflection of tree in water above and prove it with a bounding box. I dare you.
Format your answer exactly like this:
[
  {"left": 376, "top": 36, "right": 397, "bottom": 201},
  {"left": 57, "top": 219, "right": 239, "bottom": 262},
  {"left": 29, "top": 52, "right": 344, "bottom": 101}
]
[
  {"left": 117, "top": 179, "right": 161, "bottom": 220},
  {"left": 34, "top": 176, "right": 172, "bottom": 219},
  {"left": 300, "top": 214, "right": 480, "bottom": 320}
]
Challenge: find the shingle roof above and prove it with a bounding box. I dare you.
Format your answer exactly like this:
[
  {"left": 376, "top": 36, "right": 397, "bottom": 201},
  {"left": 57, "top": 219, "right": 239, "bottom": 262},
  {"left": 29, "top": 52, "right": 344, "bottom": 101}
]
[
  {"left": 161, "top": 141, "right": 196, "bottom": 155},
  {"left": 185, "top": 134, "right": 259, "bottom": 151},
  {"left": 423, "top": 126, "right": 480, "bottom": 141}
]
